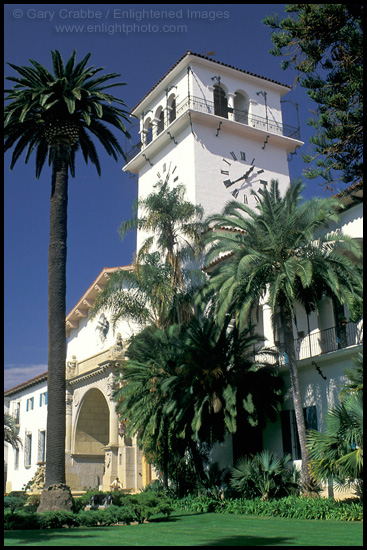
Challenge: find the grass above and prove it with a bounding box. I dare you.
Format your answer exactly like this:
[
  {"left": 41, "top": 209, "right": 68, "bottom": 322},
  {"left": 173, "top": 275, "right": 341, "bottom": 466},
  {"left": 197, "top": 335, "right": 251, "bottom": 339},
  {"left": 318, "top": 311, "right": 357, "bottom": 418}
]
[{"left": 4, "top": 511, "right": 363, "bottom": 546}]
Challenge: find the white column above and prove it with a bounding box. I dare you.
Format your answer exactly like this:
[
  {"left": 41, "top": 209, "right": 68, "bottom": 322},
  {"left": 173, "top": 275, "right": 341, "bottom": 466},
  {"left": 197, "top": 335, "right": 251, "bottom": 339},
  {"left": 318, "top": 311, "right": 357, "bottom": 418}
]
[{"left": 227, "top": 93, "right": 235, "bottom": 121}]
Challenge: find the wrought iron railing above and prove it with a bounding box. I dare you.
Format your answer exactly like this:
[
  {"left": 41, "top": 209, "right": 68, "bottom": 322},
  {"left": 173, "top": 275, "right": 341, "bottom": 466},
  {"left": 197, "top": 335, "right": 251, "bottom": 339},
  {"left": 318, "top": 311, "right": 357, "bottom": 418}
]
[
  {"left": 255, "top": 321, "right": 363, "bottom": 366},
  {"left": 125, "top": 95, "right": 300, "bottom": 162}
]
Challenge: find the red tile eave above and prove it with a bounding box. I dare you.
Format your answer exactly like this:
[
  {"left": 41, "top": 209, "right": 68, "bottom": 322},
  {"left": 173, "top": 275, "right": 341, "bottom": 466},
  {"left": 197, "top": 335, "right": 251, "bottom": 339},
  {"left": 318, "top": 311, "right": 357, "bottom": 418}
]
[
  {"left": 4, "top": 371, "right": 48, "bottom": 397},
  {"left": 131, "top": 50, "right": 292, "bottom": 114},
  {"left": 65, "top": 265, "right": 133, "bottom": 324}
]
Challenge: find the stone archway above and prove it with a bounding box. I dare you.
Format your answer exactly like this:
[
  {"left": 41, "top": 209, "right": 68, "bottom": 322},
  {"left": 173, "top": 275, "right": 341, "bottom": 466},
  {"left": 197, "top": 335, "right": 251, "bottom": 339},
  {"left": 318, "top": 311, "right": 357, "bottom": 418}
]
[
  {"left": 75, "top": 388, "right": 109, "bottom": 454},
  {"left": 66, "top": 388, "right": 110, "bottom": 490}
]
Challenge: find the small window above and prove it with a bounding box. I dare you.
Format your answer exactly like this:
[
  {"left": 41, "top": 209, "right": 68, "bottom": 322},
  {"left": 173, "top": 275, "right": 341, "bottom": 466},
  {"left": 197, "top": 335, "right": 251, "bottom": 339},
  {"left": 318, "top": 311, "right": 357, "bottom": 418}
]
[
  {"left": 14, "top": 448, "right": 19, "bottom": 470},
  {"left": 25, "top": 433, "right": 32, "bottom": 467},
  {"left": 26, "top": 397, "right": 34, "bottom": 411},
  {"left": 38, "top": 430, "right": 46, "bottom": 463},
  {"left": 39, "top": 392, "right": 48, "bottom": 407}
]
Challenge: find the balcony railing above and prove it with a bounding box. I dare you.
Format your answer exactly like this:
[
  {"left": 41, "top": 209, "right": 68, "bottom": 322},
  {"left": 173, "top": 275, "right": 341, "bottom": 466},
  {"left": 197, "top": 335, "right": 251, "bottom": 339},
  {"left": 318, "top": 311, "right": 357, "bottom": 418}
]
[
  {"left": 125, "top": 95, "right": 300, "bottom": 162},
  {"left": 255, "top": 321, "right": 363, "bottom": 366}
]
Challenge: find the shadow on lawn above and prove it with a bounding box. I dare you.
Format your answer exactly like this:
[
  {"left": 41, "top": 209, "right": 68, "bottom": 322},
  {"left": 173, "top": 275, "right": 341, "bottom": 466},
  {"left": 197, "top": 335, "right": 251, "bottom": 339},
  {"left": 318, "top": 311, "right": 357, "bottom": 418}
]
[
  {"left": 4, "top": 527, "right": 111, "bottom": 545},
  {"left": 199, "top": 535, "right": 294, "bottom": 546}
]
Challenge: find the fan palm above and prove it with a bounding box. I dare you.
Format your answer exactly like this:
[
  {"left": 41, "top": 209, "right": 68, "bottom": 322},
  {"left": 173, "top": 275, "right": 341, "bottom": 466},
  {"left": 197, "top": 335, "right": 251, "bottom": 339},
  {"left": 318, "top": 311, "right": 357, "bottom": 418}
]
[
  {"left": 230, "top": 450, "right": 299, "bottom": 500},
  {"left": 307, "top": 393, "right": 363, "bottom": 496},
  {"left": 203, "top": 180, "right": 362, "bottom": 490},
  {"left": 4, "top": 50, "right": 131, "bottom": 504}
]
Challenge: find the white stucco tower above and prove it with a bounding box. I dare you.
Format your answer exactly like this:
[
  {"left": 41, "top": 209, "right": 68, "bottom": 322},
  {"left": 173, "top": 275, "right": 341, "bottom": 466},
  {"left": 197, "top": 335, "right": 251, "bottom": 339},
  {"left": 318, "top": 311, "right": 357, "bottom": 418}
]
[{"left": 123, "top": 50, "right": 303, "bottom": 250}]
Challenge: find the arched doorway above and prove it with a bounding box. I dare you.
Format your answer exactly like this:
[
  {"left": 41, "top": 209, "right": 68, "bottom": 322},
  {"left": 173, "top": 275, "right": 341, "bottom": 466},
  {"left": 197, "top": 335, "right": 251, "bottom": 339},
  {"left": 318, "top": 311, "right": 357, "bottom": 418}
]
[
  {"left": 68, "top": 388, "right": 110, "bottom": 490},
  {"left": 75, "top": 388, "right": 109, "bottom": 454}
]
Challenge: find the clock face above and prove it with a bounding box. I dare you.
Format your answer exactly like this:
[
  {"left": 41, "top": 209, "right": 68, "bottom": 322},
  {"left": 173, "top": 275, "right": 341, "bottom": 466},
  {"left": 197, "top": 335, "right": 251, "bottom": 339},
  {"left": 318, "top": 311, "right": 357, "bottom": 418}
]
[
  {"left": 156, "top": 161, "right": 179, "bottom": 184},
  {"left": 220, "top": 151, "right": 267, "bottom": 202}
]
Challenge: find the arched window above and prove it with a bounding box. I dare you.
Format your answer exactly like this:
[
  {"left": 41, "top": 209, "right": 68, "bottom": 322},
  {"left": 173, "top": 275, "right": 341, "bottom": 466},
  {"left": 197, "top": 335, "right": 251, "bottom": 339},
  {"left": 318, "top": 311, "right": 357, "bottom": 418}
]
[
  {"left": 157, "top": 110, "right": 165, "bottom": 135},
  {"left": 234, "top": 91, "right": 249, "bottom": 125},
  {"left": 168, "top": 97, "right": 176, "bottom": 124},
  {"left": 144, "top": 118, "right": 153, "bottom": 144},
  {"left": 213, "top": 85, "right": 228, "bottom": 119}
]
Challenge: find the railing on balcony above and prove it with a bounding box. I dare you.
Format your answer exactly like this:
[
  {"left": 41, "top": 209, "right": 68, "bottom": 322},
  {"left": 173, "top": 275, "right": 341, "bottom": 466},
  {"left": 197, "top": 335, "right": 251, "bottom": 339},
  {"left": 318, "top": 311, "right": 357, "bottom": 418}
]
[
  {"left": 125, "top": 95, "right": 300, "bottom": 162},
  {"left": 255, "top": 321, "right": 363, "bottom": 366}
]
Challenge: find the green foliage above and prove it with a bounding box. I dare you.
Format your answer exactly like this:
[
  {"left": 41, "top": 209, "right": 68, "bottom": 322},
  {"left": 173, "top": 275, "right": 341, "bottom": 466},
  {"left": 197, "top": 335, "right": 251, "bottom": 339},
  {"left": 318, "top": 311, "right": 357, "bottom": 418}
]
[
  {"left": 4, "top": 491, "right": 174, "bottom": 529},
  {"left": 174, "top": 495, "right": 363, "bottom": 521},
  {"left": 230, "top": 450, "right": 300, "bottom": 500},
  {"left": 4, "top": 494, "right": 29, "bottom": 512},
  {"left": 4, "top": 413, "right": 22, "bottom": 449},
  {"left": 203, "top": 179, "right": 363, "bottom": 488},
  {"left": 113, "top": 315, "right": 283, "bottom": 493},
  {"left": 91, "top": 179, "right": 207, "bottom": 330},
  {"left": 348, "top": 298, "right": 363, "bottom": 324},
  {"left": 263, "top": 4, "right": 363, "bottom": 189},
  {"left": 38, "top": 510, "right": 78, "bottom": 529},
  {"left": 307, "top": 393, "right": 363, "bottom": 495},
  {"left": 4, "top": 510, "right": 42, "bottom": 530},
  {"left": 340, "top": 352, "right": 363, "bottom": 400},
  {"left": 204, "top": 180, "right": 362, "bottom": 333}
]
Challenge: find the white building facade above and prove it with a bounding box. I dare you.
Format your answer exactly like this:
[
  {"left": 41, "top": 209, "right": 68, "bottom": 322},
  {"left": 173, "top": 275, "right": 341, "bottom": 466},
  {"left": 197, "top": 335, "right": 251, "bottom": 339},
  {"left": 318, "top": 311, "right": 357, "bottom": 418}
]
[
  {"left": 5, "top": 373, "right": 48, "bottom": 492},
  {"left": 4, "top": 52, "right": 362, "bottom": 495}
]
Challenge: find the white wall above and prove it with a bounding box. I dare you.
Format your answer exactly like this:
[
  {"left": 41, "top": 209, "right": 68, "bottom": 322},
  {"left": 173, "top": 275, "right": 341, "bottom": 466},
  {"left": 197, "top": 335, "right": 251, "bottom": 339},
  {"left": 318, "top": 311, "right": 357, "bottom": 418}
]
[{"left": 5, "top": 379, "right": 48, "bottom": 492}]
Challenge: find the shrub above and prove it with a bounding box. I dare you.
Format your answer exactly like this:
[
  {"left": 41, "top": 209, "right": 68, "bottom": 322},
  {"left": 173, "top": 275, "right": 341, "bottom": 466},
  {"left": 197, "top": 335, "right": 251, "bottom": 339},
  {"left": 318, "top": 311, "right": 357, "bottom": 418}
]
[
  {"left": 38, "top": 510, "right": 78, "bottom": 529},
  {"left": 4, "top": 510, "right": 41, "bottom": 530},
  {"left": 221, "top": 496, "right": 363, "bottom": 521}
]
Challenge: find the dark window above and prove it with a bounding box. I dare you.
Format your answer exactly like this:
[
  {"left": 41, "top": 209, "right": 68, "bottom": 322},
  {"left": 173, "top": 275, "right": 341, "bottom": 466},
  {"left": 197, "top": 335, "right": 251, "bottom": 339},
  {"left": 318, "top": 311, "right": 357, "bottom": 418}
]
[
  {"left": 281, "top": 406, "right": 318, "bottom": 460},
  {"left": 213, "top": 86, "right": 228, "bottom": 119}
]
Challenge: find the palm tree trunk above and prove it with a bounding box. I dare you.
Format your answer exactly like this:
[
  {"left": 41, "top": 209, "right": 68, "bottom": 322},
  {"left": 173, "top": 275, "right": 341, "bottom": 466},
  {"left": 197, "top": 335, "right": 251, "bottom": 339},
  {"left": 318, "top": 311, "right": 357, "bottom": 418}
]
[
  {"left": 282, "top": 301, "right": 312, "bottom": 492},
  {"left": 45, "top": 149, "right": 68, "bottom": 488}
]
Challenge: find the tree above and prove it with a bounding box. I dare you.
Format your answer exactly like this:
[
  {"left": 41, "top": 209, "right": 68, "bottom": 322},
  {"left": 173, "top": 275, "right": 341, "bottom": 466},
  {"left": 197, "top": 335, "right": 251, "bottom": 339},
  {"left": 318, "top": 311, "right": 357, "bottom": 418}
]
[
  {"left": 113, "top": 324, "right": 181, "bottom": 488},
  {"left": 163, "top": 315, "right": 283, "bottom": 447},
  {"left": 92, "top": 179, "right": 206, "bottom": 328},
  {"left": 4, "top": 414, "right": 22, "bottom": 450},
  {"left": 121, "top": 179, "right": 205, "bottom": 290},
  {"left": 4, "top": 50, "right": 130, "bottom": 510},
  {"left": 263, "top": 4, "right": 363, "bottom": 191},
  {"left": 203, "top": 180, "right": 362, "bottom": 490},
  {"left": 114, "top": 313, "right": 283, "bottom": 491}
]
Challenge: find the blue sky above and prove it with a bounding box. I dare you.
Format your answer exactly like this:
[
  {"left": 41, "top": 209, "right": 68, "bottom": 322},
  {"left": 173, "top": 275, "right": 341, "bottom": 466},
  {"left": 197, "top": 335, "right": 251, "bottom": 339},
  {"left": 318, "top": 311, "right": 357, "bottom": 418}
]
[{"left": 4, "top": 4, "right": 328, "bottom": 390}]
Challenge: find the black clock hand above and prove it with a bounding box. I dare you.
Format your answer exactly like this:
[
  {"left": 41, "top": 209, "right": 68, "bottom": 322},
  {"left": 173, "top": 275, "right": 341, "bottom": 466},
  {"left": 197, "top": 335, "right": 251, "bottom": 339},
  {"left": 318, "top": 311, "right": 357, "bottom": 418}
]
[{"left": 224, "top": 165, "right": 256, "bottom": 188}]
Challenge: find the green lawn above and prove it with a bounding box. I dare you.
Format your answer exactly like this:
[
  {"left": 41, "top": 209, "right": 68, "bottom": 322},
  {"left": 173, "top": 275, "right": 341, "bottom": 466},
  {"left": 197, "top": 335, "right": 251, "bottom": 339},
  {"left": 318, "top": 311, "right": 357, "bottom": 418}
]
[{"left": 4, "top": 512, "right": 363, "bottom": 546}]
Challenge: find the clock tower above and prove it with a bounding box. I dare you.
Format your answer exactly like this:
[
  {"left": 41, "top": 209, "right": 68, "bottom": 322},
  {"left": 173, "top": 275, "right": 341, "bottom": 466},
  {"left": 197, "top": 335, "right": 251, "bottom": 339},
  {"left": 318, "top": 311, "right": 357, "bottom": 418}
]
[{"left": 123, "top": 50, "right": 303, "bottom": 251}]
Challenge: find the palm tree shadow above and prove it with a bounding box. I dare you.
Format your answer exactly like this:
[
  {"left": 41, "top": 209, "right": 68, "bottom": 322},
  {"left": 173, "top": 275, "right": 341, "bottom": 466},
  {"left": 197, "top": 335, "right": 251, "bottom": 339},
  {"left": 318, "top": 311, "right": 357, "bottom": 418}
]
[{"left": 199, "top": 535, "right": 294, "bottom": 546}]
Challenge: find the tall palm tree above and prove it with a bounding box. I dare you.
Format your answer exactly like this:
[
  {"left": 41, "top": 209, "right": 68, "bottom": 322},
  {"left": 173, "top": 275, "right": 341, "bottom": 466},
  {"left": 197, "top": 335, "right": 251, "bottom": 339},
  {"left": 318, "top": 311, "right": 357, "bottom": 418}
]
[
  {"left": 4, "top": 50, "right": 130, "bottom": 507},
  {"left": 203, "top": 180, "right": 362, "bottom": 490}
]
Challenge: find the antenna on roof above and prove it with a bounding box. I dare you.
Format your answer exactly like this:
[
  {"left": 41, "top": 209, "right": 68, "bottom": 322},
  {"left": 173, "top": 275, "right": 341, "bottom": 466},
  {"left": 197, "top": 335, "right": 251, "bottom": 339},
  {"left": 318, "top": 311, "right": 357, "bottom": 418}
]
[{"left": 204, "top": 50, "right": 216, "bottom": 57}]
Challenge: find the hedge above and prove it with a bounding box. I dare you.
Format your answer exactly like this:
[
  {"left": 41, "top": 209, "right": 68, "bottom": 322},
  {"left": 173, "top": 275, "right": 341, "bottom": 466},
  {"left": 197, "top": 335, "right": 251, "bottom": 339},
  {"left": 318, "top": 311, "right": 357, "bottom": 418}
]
[{"left": 174, "top": 495, "right": 363, "bottom": 521}]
